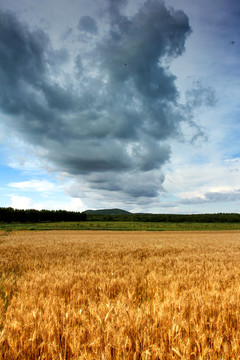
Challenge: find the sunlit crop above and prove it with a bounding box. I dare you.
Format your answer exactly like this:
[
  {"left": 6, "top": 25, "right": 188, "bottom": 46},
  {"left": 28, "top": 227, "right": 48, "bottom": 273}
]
[{"left": 1, "top": 230, "right": 240, "bottom": 359}]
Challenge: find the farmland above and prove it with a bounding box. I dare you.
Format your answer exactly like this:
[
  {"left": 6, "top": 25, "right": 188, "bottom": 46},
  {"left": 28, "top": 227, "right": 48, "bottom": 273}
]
[{"left": 1, "top": 230, "right": 240, "bottom": 359}]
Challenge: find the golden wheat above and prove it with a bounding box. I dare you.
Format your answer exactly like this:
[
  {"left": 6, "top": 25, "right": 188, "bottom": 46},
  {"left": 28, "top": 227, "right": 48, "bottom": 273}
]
[{"left": 1, "top": 230, "right": 240, "bottom": 359}]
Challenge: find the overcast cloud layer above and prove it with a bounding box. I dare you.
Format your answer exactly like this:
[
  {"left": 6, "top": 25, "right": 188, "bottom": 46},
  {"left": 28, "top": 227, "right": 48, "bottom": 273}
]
[{"left": 0, "top": 0, "right": 216, "bottom": 205}]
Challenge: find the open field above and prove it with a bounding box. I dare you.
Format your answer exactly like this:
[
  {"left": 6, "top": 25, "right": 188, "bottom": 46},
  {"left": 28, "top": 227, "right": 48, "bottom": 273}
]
[
  {"left": 1, "top": 230, "right": 240, "bottom": 359},
  {"left": 1, "top": 221, "right": 240, "bottom": 231}
]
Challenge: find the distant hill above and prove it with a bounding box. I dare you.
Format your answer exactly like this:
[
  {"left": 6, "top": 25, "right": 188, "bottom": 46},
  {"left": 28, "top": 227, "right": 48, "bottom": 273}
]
[{"left": 84, "top": 208, "right": 131, "bottom": 215}]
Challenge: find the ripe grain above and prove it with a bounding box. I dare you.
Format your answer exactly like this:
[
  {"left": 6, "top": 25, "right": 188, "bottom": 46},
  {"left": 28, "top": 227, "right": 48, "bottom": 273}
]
[{"left": 1, "top": 230, "right": 240, "bottom": 359}]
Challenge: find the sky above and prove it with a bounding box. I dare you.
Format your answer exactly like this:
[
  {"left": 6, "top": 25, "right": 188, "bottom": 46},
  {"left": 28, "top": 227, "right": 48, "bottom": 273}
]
[{"left": 0, "top": 0, "right": 240, "bottom": 214}]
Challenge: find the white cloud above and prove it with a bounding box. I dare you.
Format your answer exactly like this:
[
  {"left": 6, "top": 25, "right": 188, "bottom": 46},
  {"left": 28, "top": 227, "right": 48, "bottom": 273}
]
[
  {"left": 10, "top": 194, "right": 86, "bottom": 212},
  {"left": 8, "top": 179, "right": 57, "bottom": 193},
  {"left": 62, "top": 198, "right": 86, "bottom": 212},
  {"left": 11, "top": 195, "right": 34, "bottom": 210},
  {"left": 165, "top": 159, "right": 240, "bottom": 199}
]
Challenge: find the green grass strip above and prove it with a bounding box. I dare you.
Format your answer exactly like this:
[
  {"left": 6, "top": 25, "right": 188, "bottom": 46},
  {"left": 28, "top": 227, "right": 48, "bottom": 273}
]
[{"left": 1, "top": 221, "right": 240, "bottom": 231}]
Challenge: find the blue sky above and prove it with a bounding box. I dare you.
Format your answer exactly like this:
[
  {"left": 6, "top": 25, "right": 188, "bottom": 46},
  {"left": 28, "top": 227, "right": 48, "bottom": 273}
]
[{"left": 0, "top": 0, "right": 240, "bottom": 213}]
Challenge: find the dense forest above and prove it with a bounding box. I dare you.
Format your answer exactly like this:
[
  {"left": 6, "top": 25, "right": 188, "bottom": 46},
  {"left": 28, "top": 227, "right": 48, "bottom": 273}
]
[
  {"left": 85, "top": 212, "right": 240, "bottom": 223},
  {"left": 0, "top": 207, "right": 86, "bottom": 223},
  {"left": 0, "top": 207, "right": 240, "bottom": 223}
]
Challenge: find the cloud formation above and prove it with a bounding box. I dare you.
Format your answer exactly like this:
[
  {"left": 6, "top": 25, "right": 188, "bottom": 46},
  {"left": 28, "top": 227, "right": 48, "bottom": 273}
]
[
  {"left": 180, "top": 189, "right": 240, "bottom": 205},
  {"left": 0, "top": 1, "right": 214, "bottom": 204},
  {"left": 8, "top": 179, "right": 57, "bottom": 193},
  {"left": 78, "top": 16, "right": 98, "bottom": 34}
]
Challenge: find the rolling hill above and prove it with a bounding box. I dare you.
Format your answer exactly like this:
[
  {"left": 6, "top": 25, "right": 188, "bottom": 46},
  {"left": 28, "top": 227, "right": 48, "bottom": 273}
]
[{"left": 84, "top": 208, "right": 131, "bottom": 215}]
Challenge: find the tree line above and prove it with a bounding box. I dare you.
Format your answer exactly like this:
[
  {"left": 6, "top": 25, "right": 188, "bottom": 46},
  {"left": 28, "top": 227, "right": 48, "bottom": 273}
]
[
  {"left": 0, "top": 207, "right": 87, "bottom": 223},
  {"left": 85, "top": 212, "right": 240, "bottom": 223},
  {"left": 0, "top": 207, "right": 240, "bottom": 223}
]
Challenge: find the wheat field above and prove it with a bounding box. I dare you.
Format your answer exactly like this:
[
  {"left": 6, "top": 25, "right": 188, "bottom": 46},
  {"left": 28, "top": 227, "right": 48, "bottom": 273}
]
[{"left": 1, "top": 230, "right": 240, "bottom": 359}]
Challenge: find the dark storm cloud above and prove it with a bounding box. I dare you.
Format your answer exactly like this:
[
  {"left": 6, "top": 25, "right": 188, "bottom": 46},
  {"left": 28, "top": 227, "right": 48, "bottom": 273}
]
[
  {"left": 67, "top": 170, "right": 165, "bottom": 199},
  {"left": 0, "top": 11, "right": 48, "bottom": 111},
  {"left": 0, "top": 2, "right": 213, "bottom": 201},
  {"left": 0, "top": 10, "right": 72, "bottom": 143},
  {"left": 78, "top": 16, "right": 98, "bottom": 34}
]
